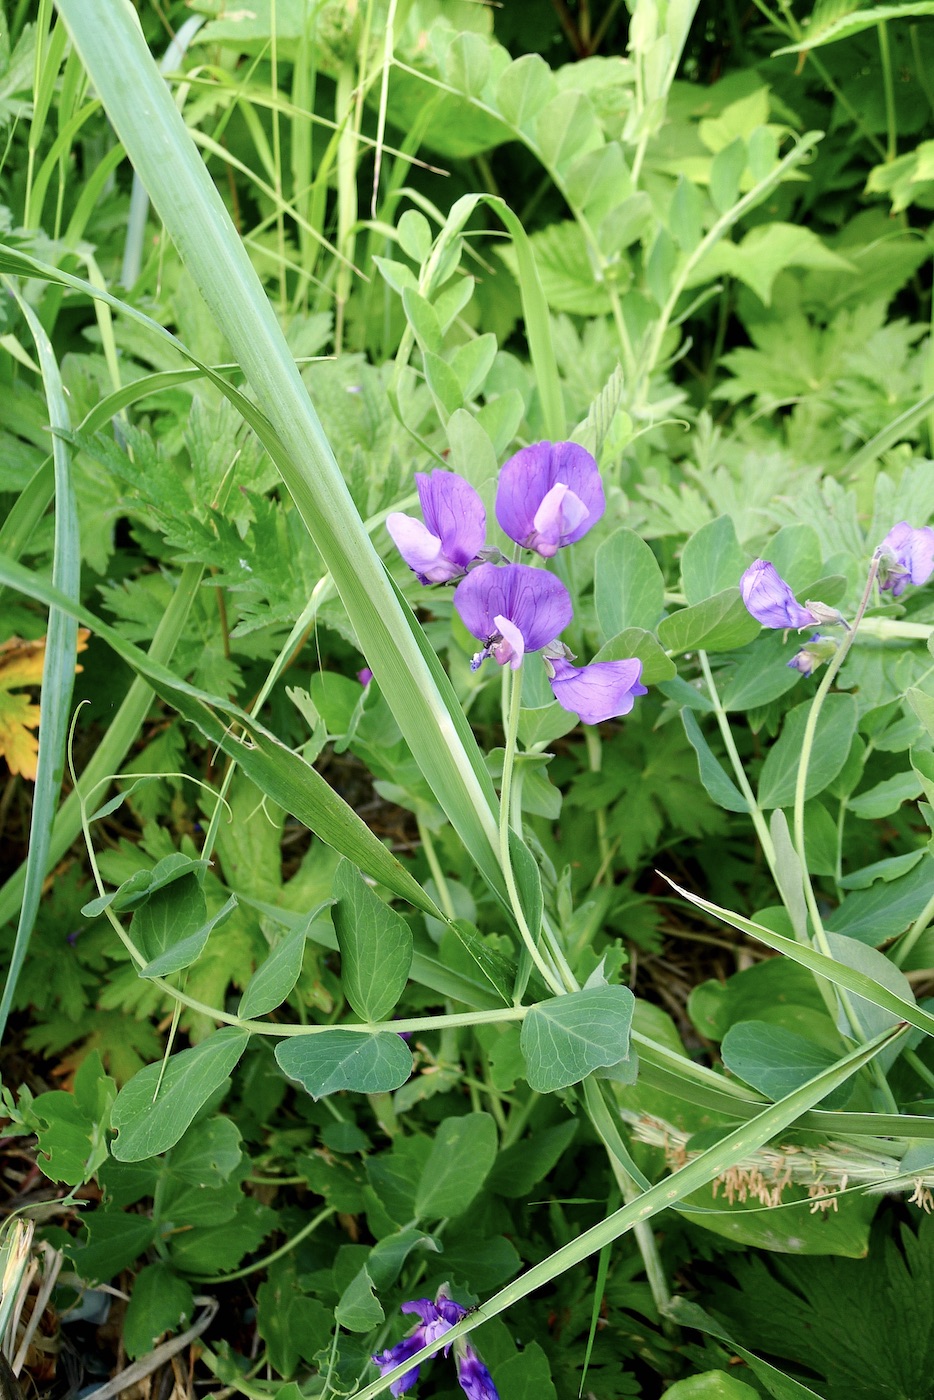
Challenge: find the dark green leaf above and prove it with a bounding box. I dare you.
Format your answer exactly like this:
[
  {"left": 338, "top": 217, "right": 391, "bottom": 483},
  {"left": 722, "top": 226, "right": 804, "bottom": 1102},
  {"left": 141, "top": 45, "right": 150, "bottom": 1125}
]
[
  {"left": 414, "top": 1111, "right": 498, "bottom": 1218},
  {"left": 123, "top": 1264, "right": 193, "bottom": 1359},
  {"left": 333, "top": 861, "right": 413, "bottom": 1022},
  {"left": 757, "top": 694, "right": 858, "bottom": 809},
  {"left": 720, "top": 1021, "right": 852, "bottom": 1110},
  {"left": 520, "top": 986, "right": 635, "bottom": 1092},
  {"left": 681, "top": 516, "right": 747, "bottom": 604},
  {"left": 594, "top": 528, "right": 665, "bottom": 637},
  {"left": 657, "top": 589, "right": 760, "bottom": 655},
  {"left": 275, "top": 1031, "right": 412, "bottom": 1100},
  {"left": 111, "top": 1027, "right": 250, "bottom": 1161},
  {"left": 681, "top": 709, "right": 749, "bottom": 813}
]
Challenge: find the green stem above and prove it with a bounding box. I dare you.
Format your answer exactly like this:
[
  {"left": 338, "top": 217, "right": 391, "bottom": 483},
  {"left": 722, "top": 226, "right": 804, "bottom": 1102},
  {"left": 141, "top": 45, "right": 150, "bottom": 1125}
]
[
  {"left": 584, "top": 728, "right": 612, "bottom": 878},
  {"left": 418, "top": 819, "right": 457, "bottom": 921},
  {"left": 182, "top": 1206, "right": 335, "bottom": 1282},
  {"left": 698, "top": 651, "right": 777, "bottom": 875},
  {"left": 891, "top": 887, "right": 934, "bottom": 969},
  {"left": 501, "top": 666, "right": 565, "bottom": 995},
  {"left": 877, "top": 20, "right": 898, "bottom": 164}
]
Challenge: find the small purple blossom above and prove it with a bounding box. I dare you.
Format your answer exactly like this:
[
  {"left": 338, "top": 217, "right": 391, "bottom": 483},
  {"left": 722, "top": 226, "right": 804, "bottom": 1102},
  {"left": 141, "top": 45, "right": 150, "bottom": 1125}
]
[
  {"left": 357, "top": 667, "right": 373, "bottom": 687},
  {"left": 787, "top": 633, "right": 836, "bottom": 677},
  {"left": 496, "top": 442, "right": 605, "bottom": 558},
  {"left": 740, "top": 560, "right": 818, "bottom": 630},
  {"left": 372, "top": 1292, "right": 500, "bottom": 1399},
  {"left": 454, "top": 562, "right": 573, "bottom": 671},
  {"left": 546, "top": 656, "right": 647, "bottom": 724},
  {"left": 877, "top": 521, "right": 934, "bottom": 598},
  {"left": 388, "top": 471, "right": 486, "bottom": 584},
  {"left": 456, "top": 1344, "right": 500, "bottom": 1400}
]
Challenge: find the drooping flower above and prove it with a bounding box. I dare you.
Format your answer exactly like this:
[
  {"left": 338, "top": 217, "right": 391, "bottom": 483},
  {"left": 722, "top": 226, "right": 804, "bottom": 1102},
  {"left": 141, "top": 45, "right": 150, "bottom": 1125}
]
[
  {"left": 787, "top": 633, "right": 837, "bottom": 677},
  {"left": 495, "top": 441, "right": 605, "bottom": 558},
  {"left": 372, "top": 1291, "right": 499, "bottom": 1400},
  {"left": 546, "top": 655, "right": 647, "bottom": 725},
  {"left": 876, "top": 521, "right": 934, "bottom": 598},
  {"left": 455, "top": 1344, "right": 500, "bottom": 1400},
  {"left": 454, "top": 562, "right": 573, "bottom": 671},
  {"left": 739, "top": 560, "right": 818, "bottom": 630},
  {"left": 387, "top": 471, "right": 486, "bottom": 584},
  {"left": 372, "top": 1333, "right": 428, "bottom": 1397}
]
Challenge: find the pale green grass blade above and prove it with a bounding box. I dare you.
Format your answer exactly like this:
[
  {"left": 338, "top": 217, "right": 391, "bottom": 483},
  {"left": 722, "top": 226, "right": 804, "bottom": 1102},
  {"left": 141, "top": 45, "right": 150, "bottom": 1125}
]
[
  {"left": 0, "top": 285, "right": 80, "bottom": 1043},
  {"left": 40, "top": 7, "right": 504, "bottom": 890},
  {"left": 352, "top": 1024, "right": 904, "bottom": 1399},
  {"left": 0, "top": 562, "right": 202, "bottom": 928},
  {"left": 666, "top": 876, "right": 934, "bottom": 1039}
]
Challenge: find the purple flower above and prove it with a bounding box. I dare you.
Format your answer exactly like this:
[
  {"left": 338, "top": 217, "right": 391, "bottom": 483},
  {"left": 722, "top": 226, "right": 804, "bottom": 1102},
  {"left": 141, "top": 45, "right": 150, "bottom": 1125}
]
[
  {"left": 388, "top": 471, "right": 486, "bottom": 584},
  {"left": 877, "top": 521, "right": 934, "bottom": 597},
  {"left": 371, "top": 1294, "right": 471, "bottom": 1396},
  {"left": 740, "top": 560, "right": 818, "bottom": 630},
  {"left": 546, "top": 656, "right": 647, "bottom": 725},
  {"left": 496, "top": 442, "right": 605, "bottom": 558},
  {"left": 357, "top": 667, "right": 373, "bottom": 687},
  {"left": 454, "top": 563, "right": 573, "bottom": 670},
  {"left": 372, "top": 1334, "right": 426, "bottom": 1397},
  {"left": 455, "top": 1344, "right": 500, "bottom": 1400},
  {"left": 787, "top": 634, "right": 836, "bottom": 677}
]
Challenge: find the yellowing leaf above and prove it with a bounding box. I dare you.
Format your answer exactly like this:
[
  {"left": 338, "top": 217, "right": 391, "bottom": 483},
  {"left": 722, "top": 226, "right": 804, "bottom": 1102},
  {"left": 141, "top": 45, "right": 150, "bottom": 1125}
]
[{"left": 0, "top": 630, "right": 90, "bottom": 781}]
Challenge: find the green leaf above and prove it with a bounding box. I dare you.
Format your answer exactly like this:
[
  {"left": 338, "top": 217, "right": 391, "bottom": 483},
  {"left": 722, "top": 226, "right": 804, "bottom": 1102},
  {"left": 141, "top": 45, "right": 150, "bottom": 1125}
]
[
  {"left": 662, "top": 1373, "right": 758, "bottom": 1400},
  {"left": 274, "top": 1031, "right": 412, "bottom": 1100},
  {"left": 333, "top": 860, "right": 414, "bottom": 1022},
  {"left": 110, "top": 1027, "right": 250, "bottom": 1161},
  {"left": 495, "top": 52, "right": 556, "bottom": 130},
  {"left": 415, "top": 1111, "right": 498, "bottom": 1218},
  {"left": 773, "top": 4, "right": 934, "bottom": 54},
  {"left": 123, "top": 1263, "right": 193, "bottom": 1359},
  {"left": 665, "top": 1299, "right": 825, "bottom": 1400},
  {"left": 137, "top": 888, "right": 237, "bottom": 980},
  {"left": 908, "top": 686, "right": 934, "bottom": 740},
  {"left": 681, "top": 517, "right": 747, "bottom": 604},
  {"left": 423, "top": 350, "right": 463, "bottom": 419},
  {"left": 719, "top": 633, "right": 804, "bottom": 711},
  {"left": 518, "top": 702, "right": 578, "bottom": 749},
  {"left": 657, "top": 589, "right": 760, "bottom": 655},
  {"left": 335, "top": 1265, "right": 384, "bottom": 1333},
  {"left": 709, "top": 137, "right": 746, "bottom": 214},
  {"left": 681, "top": 709, "right": 749, "bottom": 814},
  {"left": 827, "top": 851, "right": 934, "bottom": 945},
  {"left": 509, "top": 831, "right": 544, "bottom": 948},
  {"left": 520, "top": 986, "right": 635, "bottom": 1093},
  {"left": 237, "top": 905, "right": 326, "bottom": 1019},
  {"left": 486, "top": 1119, "right": 577, "bottom": 1198},
  {"left": 593, "top": 628, "right": 676, "bottom": 684},
  {"left": 847, "top": 771, "right": 922, "bottom": 820},
  {"left": 720, "top": 1021, "right": 852, "bottom": 1110},
  {"left": 33, "top": 1051, "right": 115, "bottom": 1185},
  {"left": 757, "top": 694, "right": 858, "bottom": 810}
]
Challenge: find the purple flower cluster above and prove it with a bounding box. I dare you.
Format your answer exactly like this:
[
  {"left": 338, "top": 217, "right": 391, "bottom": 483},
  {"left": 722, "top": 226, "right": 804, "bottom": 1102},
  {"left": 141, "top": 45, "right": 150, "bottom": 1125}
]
[
  {"left": 388, "top": 443, "right": 646, "bottom": 725},
  {"left": 739, "top": 520, "right": 934, "bottom": 678},
  {"left": 372, "top": 1292, "right": 498, "bottom": 1400}
]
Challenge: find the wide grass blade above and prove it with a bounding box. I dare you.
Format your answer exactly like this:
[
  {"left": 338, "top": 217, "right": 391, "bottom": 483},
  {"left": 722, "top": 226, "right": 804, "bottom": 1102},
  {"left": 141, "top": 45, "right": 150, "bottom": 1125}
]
[
  {"left": 52, "top": 0, "right": 502, "bottom": 891},
  {"left": 0, "top": 286, "right": 80, "bottom": 1042}
]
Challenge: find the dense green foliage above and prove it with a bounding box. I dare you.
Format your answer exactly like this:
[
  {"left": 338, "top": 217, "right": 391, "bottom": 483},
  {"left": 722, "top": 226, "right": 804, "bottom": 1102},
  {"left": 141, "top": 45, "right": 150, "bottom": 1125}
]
[{"left": 2, "top": 2, "right": 934, "bottom": 1397}]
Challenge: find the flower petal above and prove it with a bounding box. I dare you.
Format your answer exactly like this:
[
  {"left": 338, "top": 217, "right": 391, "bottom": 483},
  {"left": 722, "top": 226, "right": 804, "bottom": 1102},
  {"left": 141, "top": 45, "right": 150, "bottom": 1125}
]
[
  {"left": 416, "top": 470, "right": 487, "bottom": 568},
  {"left": 495, "top": 442, "right": 604, "bottom": 555},
  {"left": 739, "top": 560, "right": 817, "bottom": 630},
  {"left": 455, "top": 1345, "right": 500, "bottom": 1400},
  {"left": 549, "top": 657, "right": 647, "bottom": 725},
  {"left": 453, "top": 563, "right": 573, "bottom": 657},
  {"left": 878, "top": 521, "right": 934, "bottom": 596},
  {"left": 372, "top": 1332, "right": 426, "bottom": 1396},
  {"left": 387, "top": 513, "right": 451, "bottom": 583},
  {"left": 492, "top": 614, "right": 525, "bottom": 669}
]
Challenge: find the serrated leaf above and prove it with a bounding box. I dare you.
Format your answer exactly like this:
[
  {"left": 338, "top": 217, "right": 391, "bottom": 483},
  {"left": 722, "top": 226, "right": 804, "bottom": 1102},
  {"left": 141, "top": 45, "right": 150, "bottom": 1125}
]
[
  {"left": 110, "top": 1027, "right": 250, "bottom": 1161},
  {"left": 274, "top": 1030, "right": 412, "bottom": 1099},
  {"left": 333, "top": 861, "right": 413, "bottom": 1022},
  {"left": 520, "top": 986, "right": 635, "bottom": 1092}
]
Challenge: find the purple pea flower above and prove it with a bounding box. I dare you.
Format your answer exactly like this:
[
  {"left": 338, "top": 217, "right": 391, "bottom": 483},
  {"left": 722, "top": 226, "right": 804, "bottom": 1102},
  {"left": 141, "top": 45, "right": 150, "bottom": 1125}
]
[
  {"left": 787, "top": 634, "right": 836, "bottom": 678},
  {"left": 456, "top": 1344, "right": 500, "bottom": 1400},
  {"left": 454, "top": 562, "right": 573, "bottom": 671},
  {"left": 546, "top": 656, "right": 647, "bottom": 725},
  {"left": 496, "top": 441, "right": 605, "bottom": 558},
  {"left": 387, "top": 471, "right": 486, "bottom": 584},
  {"left": 740, "top": 560, "right": 818, "bottom": 630},
  {"left": 357, "top": 667, "right": 373, "bottom": 687},
  {"left": 877, "top": 521, "right": 934, "bottom": 597},
  {"left": 373, "top": 1291, "right": 500, "bottom": 1399}
]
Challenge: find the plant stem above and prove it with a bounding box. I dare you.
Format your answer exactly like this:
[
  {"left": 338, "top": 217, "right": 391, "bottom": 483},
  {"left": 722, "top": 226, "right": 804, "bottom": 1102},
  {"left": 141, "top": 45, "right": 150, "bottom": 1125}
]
[
  {"left": 501, "top": 666, "right": 565, "bottom": 995},
  {"left": 892, "top": 887, "right": 934, "bottom": 968},
  {"left": 877, "top": 20, "right": 898, "bottom": 164},
  {"left": 418, "top": 819, "right": 457, "bottom": 921},
  {"left": 697, "top": 651, "right": 777, "bottom": 875}
]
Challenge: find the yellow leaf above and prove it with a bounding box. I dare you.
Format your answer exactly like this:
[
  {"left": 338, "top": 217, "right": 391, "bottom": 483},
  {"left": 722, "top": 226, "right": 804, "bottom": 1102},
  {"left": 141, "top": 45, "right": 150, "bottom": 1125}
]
[{"left": 0, "top": 630, "right": 90, "bottom": 781}]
